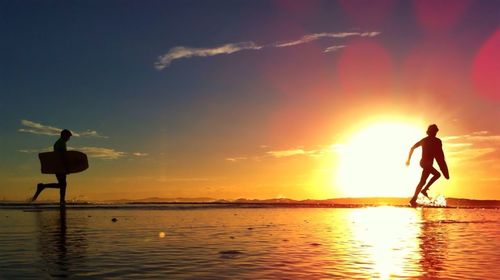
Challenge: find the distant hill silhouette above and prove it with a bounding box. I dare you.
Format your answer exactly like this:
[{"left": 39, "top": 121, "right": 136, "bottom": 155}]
[
  {"left": 3, "top": 197, "right": 499, "bottom": 208},
  {"left": 106, "top": 197, "right": 500, "bottom": 208},
  {"left": 105, "top": 197, "right": 216, "bottom": 203}
]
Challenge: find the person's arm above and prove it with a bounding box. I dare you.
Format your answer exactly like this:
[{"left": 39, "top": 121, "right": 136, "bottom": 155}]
[{"left": 406, "top": 140, "right": 421, "bottom": 166}]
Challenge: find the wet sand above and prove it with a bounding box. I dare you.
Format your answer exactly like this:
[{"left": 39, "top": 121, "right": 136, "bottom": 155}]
[{"left": 1, "top": 206, "right": 499, "bottom": 279}]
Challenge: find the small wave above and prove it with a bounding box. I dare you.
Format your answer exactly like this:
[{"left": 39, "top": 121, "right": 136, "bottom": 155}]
[
  {"left": 219, "top": 250, "right": 244, "bottom": 259},
  {"left": 219, "top": 250, "right": 244, "bottom": 255}
]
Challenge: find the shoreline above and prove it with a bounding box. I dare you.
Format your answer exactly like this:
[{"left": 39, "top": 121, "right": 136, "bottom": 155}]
[{"left": 1, "top": 201, "right": 499, "bottom": 210}]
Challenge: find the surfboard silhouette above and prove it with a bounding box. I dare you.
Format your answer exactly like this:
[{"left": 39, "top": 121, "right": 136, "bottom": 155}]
[{"left": 38, "top": 151, "right": 89, "bottom": 174}]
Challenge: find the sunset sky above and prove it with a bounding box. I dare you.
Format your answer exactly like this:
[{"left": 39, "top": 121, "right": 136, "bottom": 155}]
[{"left": 1, "top": 0, "right": 499, "bottom": 201}]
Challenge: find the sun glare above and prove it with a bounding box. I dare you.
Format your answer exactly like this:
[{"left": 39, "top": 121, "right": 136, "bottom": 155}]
[{"left": 337, "top": 121, "right": 424, "bottom": 197}]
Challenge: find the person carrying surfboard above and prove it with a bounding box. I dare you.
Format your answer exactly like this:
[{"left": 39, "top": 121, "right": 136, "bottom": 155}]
[
  {"left": 406, "top": 124, "right": 449, "bottom": 207},
  {"left": 31, "top": 129, "right": 72, "bottom": 205}
]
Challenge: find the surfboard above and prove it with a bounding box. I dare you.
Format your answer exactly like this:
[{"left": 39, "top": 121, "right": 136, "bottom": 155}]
[
  {"left": 436, "top": 151, "right": 449, "bottom": 179},
  {"left": 38, "top": 151, "right": 89, "bottom": 174}
]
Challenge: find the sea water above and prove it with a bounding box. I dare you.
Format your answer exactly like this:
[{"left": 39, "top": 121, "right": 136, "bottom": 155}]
[{"left": 0, "top": 205, "right": 498, "bottom": 279}]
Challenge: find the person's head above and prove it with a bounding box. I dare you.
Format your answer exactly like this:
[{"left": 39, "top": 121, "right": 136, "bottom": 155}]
[
  {"left": 426, "top": 124, "right": 439, "bottom": 137},
  {"left": 61, "top": 129, "right": 72, "bottom": 141}
]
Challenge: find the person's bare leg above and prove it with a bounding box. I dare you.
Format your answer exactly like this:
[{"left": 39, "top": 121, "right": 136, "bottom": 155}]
[
  {"left": 410, "top": 169, "right": 431, "bottom": 205},
  {"left": 32, "top": 174, "right": 66, "bottom": 202},
  {"left": 421, "top": 168, "right": 441, "bottom": 198},
  {"left": 31, "top": 183, "right": 45, "bottom": 202},
  {"left": 57, "top": 174, "right": 67, "bottom": 205},
  {"left": 60, "top": 186, "right": 66, "bottom": 205}
]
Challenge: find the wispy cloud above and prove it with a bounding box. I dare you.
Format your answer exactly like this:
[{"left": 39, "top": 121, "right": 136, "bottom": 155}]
[
  {"left": 226, "top": 144, "right": 343, "bottom": 162},
  {"left": 18, "top": 147, "right": 52, "bottom": 154},
  {"left": 324, "top": 45, "right": 346, "bottom": 53},
  {"left": 155, "top": 31, "right": 381, "bottom": 70},
  {"left": 155, "top": 42, "right": 262, "bottom": 70},
  {"left": 18, "top": 146, "right": 147, "bottom": 160},
  {"left": 267, "top": 149, "right": 307, "bottom": 158},
  {"left": 225, "top": 157, "right": 249, "bottom": 162},
  {"left": 273, "top": 31, "right": 379, "bottom": 48},
  {"left": 267, "top": 144, "right": 343, "bottom": 159},
  {"left": 443, "top": 131, "right": 500, "bottom": 145},
  {"left": 18, "top": 120, "right": 107, "bottom": 138},
  {"left": 444, "top": 131, "right": 500, "bottom": 162},
  {"left": 77, "top": 147, "right": 126, "bottom": 160}
]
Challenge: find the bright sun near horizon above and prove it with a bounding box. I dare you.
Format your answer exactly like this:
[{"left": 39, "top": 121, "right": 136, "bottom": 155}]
[{"left": 337, "top": 121, "right": 425, "bottom": 198}]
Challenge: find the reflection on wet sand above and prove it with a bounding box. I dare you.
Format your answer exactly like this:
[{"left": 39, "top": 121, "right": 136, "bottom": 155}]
[
  {"left": 346, "top": 207, "right": 422, "bottom": 278},
  {"left": 342, "top": 207, "right": 453, "bottom": 279},
  {"left": 35, "top": 207, "right": 88, "bottom": 278},
  {"left": 419, "top": 208, "right": 449, "bottom": 279}
]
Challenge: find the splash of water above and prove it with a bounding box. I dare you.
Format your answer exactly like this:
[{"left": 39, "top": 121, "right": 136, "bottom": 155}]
[{"left": 416, "top": 194, "right": 447, "bottom": 207}]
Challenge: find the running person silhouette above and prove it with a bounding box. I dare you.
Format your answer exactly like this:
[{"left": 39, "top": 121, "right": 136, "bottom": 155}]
[
  {"left": 406, "top": 124, "right": 449, "bottom": 207},
  {"left": 31, "top": 129, "right": 72, "bottom": 205}
]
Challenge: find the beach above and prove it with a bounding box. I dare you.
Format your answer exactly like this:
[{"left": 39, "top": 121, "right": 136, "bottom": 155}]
[{"left": 0, "top": 205, "right": 499, "bottom": 279}]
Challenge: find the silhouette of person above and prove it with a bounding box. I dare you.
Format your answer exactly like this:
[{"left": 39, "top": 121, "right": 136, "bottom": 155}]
[
  {"left": 32, "top": 129, "right": 72, "bottom": 205},
  {"left": 406, "top": 124, "right": 448, "bottom": 206}
]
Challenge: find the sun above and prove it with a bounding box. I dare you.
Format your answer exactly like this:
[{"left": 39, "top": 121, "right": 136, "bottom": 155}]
[{"left": 337, "top": 121, "right": 424, "bottom": 197}]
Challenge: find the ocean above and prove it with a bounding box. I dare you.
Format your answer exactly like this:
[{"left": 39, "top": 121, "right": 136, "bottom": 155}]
[{"left": 0, "top": 205, "right": 498, "bottom": 279}]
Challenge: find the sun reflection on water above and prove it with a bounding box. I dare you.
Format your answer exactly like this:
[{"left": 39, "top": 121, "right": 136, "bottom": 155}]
[{"left": 347, "top": 207, "right": 422, "bottom": 279}]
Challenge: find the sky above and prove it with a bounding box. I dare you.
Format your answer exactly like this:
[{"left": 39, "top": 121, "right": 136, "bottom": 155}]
[{"left": 1, "top": 0, "right": 499, "bottom": 201}]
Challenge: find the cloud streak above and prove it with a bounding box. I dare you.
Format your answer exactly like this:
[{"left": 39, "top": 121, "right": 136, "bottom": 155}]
[
  {"left": 155, "top": 42, "right": 262, "bottom": 70},
  {"left": 324, "top": 45, "right": 346, "bottom": 53},
  {"left": 226, "top": 144, "right": 343, "bottom": 162},
  {"left": 267, "top": 144, "right": 344, "bottom": 159},
  {"left": 19, "top": 120, "right": 107, "bottom": 138},
  {"left": 155, "top": 31, "right": 380, "bottom": 70},
  {"left": 18, "top": 146, "right": 147, "bottom": 160},
  {"left": 273, "top": 31, "right": 379, "bottom": 48},
  {"left": 444, "top": 131, "right": 500, "bottom": 162},
  {"left": 77, "top": 147, "right": 126, "bottom": 160}
]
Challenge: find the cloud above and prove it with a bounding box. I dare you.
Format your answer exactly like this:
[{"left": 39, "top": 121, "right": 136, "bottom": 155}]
[
  {"left": 273, "top": 31, "right": 379, "bottom": 48},
  {"left": 443, "top": 131, "right": 500, "bottom": 145},
  {"left": 444, "top": 131, "right": 500, "bottom": 162},
  {"left": 267, "top": 149, "right": 306, "bottom": 158},
  {"left": 447, "top": 147, "right": 496, "bottom": 161},
  {"left": 18, "top": 146, "right": 147, "bottom": 160},
  {"left": 18, "top": 147, "right": 52, "bottom": 154},
  {"left": 155, "top": 42, "right": 262, "bottom": 70},
  {"left": 18, "top": 120, "right": 107, "bottom": 138},
  {"left": 226, "top": 143, "right": 343, "bottom": 162},
  {"left": 225, "top": 157, "right": 248, "bottom": 162},
  {"left": 77, "top": 147, "right": 126, "bottom": 160},
  {"left": 324, "top": 45, "right": 346, "bottom": 53},
  {"left": 155, "top": 31, "right": 381, "bottom": 70},
  {"left": 79, "top": 130, "right": 106, "bottom": 138}
]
